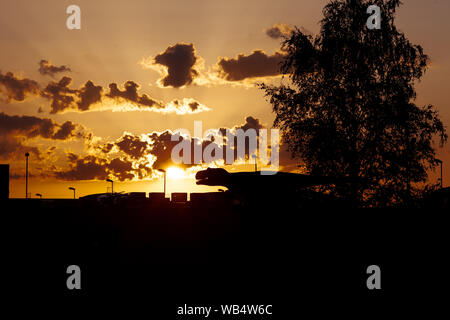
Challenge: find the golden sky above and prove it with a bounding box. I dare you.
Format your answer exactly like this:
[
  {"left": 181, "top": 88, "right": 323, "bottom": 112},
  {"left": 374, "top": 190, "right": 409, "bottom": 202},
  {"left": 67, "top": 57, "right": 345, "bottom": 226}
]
[{"left": 1, "top": 0, "right": 449, "bottom": 198}]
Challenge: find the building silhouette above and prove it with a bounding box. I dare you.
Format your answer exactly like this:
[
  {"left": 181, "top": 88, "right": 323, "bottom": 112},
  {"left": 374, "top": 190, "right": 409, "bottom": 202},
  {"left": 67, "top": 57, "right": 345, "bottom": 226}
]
[{"left": 0, "top": 164, "right": 9, "bottom": 200}]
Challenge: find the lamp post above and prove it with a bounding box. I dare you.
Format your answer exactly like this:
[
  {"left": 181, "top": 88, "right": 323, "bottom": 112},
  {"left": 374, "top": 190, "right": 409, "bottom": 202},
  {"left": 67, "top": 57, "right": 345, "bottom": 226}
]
[
  {"left": 436, "top": 159, "right": 443, "bottom": 189},
  {"left": 106, "top": 179, "right": 114, "bottom": 194},
  {"left": 69, "top": 187, "right": 76, "bottom": 199},
  {"left": 36, "top": 193, "right": 42, "bottom": 199},
  {"left": 25, "top": 152, "right": 29, "bottom": 199},
  {"left": 156, "top": 169, "right": 166, "bottom": 196}
]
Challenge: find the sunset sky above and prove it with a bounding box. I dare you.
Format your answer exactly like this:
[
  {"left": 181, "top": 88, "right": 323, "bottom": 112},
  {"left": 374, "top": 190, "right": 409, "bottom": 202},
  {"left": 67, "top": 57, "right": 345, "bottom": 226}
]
[{"left": 1, "top": 0, "right": 449, "bottom": 198}]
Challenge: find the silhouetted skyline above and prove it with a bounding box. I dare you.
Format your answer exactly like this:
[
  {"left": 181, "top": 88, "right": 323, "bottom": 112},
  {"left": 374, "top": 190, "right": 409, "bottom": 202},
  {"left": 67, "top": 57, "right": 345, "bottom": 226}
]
[{"left": 1, "top": 0, "right": 449, "bottom": 199}]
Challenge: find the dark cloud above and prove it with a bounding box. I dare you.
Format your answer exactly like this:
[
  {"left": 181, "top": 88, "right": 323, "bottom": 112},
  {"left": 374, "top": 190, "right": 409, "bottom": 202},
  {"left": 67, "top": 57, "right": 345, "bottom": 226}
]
[
  {"left": 0, "top": 71, "right": 40, "bottom": 102},
  {"left": 219, "top": 116, "right": 264, "bottom": 139},
  {"left": 0, "top": 68, "right": 206, "bottom": 114},
  {"left": 105, "top": 82, "right": 209, "bottom": 113},
  {"left": 55, "top": 154, "right": 150, "bottom": 181},
  {"left": 237, "top": 116, "right": 264, "bottom": 132},
  {"left": 265, "top": 23, "right": 295, "bottom": 39},
  {"left": 148, "top": 131, "right": 196, "bottom": 170},
  {"left": 100, "top": 143, "right": 114, "bottom": 154},
  {"left": 153, "top": 43, "right": 199, "bottom": 88},
  {"left": 108, "top": 158, "right": 136, "bottom": 181},
  {"left": 165, "top": 98, "right": 209, "bottom": 114},
  {"left": 41, "top": 78, "right": 207, "bottom": 114},
  {"left": 38, "top": 60, "right": 71, "bottom": 77},
  {"left": 0, "top": 136, "right": 40, "bottom": 160},
  {"left": 40, "top": 76, "right": 77, "bottom": 113},
  {"left": 216, "top": 50, "right": 286, "bottom": 81},
  {"left": 67, "top": 152, "right": 79, "bottom": 162},
  {"left": 0, "top": 112, "right": 84, "bottom": 161},
  {"left": 56, "top": 154, "right": 109, "bottom": 181},
  {"left": 1, "top": 68, "right": 207, "bottom": 114},
  {"left": 78, "top": 81, "right": 103, "bottom": 111},
  {"left": 217, "top": 117, "right": 266, "bottom": 162},
  {"left": 115, "top": 134, "right": 150, "bottom": 159},
  {"left": 0, "top": 112, "right": 82, "bottom": 140},
  {"left": 40, "top": 77, "right": 103, "bottom": 113},
  {"left": 107, "top": 81, "right": 162, "bottom": 108},
  {"left": 265, "top": 24, "right": 312, "bottom": 40},
  {"left": 188, "top": 101, "right": 199, "bottom": 111},
  {"left": 106, "top": 82, "right": 209, "bottom": 113},
  {"left": 52, "top": 121, "right": 79, "bottom": 140}
]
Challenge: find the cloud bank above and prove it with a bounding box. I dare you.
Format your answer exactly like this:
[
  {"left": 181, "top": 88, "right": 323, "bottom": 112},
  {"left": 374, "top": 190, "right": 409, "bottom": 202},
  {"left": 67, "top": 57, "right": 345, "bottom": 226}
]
[
  {"left": 216, "top": 50, "right": 286, "bottom": 81},
  {"left": 0, "top": 112, "right": 85, "bottom": 160},
  {"left": 0, "top": 71, "right": 40, "bottom": 102}
]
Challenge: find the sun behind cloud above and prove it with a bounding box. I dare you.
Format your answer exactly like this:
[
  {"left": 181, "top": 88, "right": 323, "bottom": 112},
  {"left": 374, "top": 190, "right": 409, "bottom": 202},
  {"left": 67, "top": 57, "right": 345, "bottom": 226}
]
[{"left": 167, "top": 167, "right": 185, "bottom": 179}]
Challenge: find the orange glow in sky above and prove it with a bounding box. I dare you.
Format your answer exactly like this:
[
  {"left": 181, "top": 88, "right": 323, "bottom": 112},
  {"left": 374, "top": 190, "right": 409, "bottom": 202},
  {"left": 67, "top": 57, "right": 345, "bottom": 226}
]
[{"left": 167, "top": 167, "right": 186, "bottom": 179}]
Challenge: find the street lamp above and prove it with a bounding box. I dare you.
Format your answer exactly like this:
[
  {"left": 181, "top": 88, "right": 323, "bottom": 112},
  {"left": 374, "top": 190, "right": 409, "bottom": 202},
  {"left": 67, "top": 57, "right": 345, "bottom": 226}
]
[
  {"left": 156, "top": 169, "right": 166, "bottom": 196},
  {"left": 436, "top": 159, "right": 443, "bottom": 189},
  {"left": 106, "top": 179, "right": 114, "bottom": 194},
  {"left": 36, "top": 193, "right": 42, "bottom": 199},
  {"left": 68, "top": 187, "right": 76, "bottom": 199},
  {"left": 25, "top": 152, "right": 30, "bottom": 199}
]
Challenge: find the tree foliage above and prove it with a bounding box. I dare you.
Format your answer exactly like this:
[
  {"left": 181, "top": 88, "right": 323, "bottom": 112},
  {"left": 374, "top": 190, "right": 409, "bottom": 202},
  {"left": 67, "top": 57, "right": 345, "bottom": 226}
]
[{"left": 261, "top": 0, "right": 447, "bottom": 207}]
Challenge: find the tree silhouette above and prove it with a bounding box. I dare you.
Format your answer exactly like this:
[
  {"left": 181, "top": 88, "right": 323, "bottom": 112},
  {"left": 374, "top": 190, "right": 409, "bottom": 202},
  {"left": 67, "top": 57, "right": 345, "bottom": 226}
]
[{"left": 260, "top": 0, "right": 447, "bottom": 207}]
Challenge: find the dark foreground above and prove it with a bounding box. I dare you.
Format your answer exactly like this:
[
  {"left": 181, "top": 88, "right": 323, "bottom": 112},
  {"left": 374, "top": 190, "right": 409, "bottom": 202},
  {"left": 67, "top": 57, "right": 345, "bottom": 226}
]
[{"left": 3, "top": 198, "right": 449, "bottom": 315}]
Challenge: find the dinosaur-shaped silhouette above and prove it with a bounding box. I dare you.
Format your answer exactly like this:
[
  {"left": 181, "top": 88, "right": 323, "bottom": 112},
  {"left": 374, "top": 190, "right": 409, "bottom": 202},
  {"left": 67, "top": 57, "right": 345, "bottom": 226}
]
[{"left": 195, "top": 168, "right": 348, "bottom": 193}]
